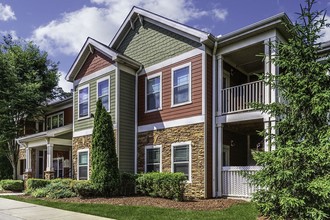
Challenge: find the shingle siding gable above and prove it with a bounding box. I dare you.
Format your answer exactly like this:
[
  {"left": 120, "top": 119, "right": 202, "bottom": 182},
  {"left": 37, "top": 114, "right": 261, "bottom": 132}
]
[{"left": 117, "top": 20, "right": 201, "bottom": 67}]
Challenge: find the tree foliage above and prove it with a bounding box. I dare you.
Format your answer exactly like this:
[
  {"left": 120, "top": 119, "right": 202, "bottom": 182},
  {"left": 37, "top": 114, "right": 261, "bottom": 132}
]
[
  {"left": 91, "top": 99, "right": 120, "bottom": 197},
  {"left": 250, "top": 1, "right": 330, "bottom": 219},
  {"left": 0, "top": 35, "right": 60, "bottom": 179}
]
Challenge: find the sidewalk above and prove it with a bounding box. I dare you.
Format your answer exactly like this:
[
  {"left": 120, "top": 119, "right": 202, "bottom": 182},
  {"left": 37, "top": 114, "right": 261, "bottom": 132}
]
[{"left": 0, "top": 197, "right": 114, "bottom": 220}]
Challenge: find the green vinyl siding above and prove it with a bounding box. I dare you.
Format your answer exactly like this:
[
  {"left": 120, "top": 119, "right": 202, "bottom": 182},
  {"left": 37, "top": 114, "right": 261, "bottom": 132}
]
[
  {"left": 118, "top": 70, "right": 135, "bottom": 173},
  {"left": 117, "top": 20, "right": 201, "bottom": 68},
  {"left": 74, "top": 70, "right": 116, "bottom": 132}
]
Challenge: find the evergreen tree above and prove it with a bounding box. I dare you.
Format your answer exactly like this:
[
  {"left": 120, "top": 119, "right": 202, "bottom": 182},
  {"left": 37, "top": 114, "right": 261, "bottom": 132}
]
[
  {"left": 91, "top": 100, "right": 120, "bottom": 197},
  {"left": 250, "top": 1, "right": 330, "bottom": 219}
]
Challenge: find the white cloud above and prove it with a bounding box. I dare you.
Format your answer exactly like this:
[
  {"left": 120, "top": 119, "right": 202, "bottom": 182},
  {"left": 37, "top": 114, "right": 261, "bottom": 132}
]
[
  {"left": 319, "top": 15, "right": 330, "bottom": 42},
  {"left": 30, "top": 0, "right": 216, "bottom": 56},
  {"left": 58, "top": 71, "right": 72, "bottom": 92},
  {"left": 212, "top": 8, "right": 228, "bottom": 21},
  {"left": 0, "top": 3, "right": 16, "bottom": 21},
  {"left": 0, "top": 30, "right": 18, "bottom": 40}
]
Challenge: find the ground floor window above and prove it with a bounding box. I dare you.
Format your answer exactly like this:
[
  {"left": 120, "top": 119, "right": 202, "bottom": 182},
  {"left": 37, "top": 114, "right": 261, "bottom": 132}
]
[
  {"left": 171, "top": 141, "right": 191, "bottom": 182},
  {"left": 145, "top": 145, "right": 162, "bottom": 172},
  {"left": 77, "top": 149, "right": 89, "bottom": 180}
]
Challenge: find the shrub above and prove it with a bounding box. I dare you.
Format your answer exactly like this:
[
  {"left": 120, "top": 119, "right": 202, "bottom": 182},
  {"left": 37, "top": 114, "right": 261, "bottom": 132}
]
[
  {"left": 0, "top": 180, "right": 24, "bottom": 192},
  {"left": 52, "top": 178, "right": 73, "bottom": 186},
  {"left": 26, "top": 178, "right": 50, "bottom": 190},
  {"left": 30, "top": 188, "right": 48, "bottom": 198},
  {"left": 120, "top": 172, "right": 136, "bottom": 196},
  {"left": 136, "top": 172, "right": 186, "bottom": 201},
  {"left": 71, "top": 180, "right": 98, "bottom": 198}
]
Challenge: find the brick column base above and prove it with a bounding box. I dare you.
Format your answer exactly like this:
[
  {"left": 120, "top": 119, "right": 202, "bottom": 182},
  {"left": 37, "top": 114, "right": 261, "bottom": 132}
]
[
  {"left": 23, "top": 171, "right": 33, "bottom": 189},
  {"left": 44, "top": 171, "right": 55, "bottom": 180}
]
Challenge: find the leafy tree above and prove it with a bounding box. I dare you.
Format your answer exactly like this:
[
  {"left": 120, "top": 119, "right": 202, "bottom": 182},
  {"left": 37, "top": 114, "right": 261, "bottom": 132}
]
[
  {"left": 91, "top": 99, "right": 120, "bottom": 197},
  {"left": 249, "top": 0, "right": 330, "bottom": 219},
  {"left": 0, "top": 35, "right": 60, "bottom": 179},
  {"left": 0, "top": 148, "right": 12, "bottom": 180}
]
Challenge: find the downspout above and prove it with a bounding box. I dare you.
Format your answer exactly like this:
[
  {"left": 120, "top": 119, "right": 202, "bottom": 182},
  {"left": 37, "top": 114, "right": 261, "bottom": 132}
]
[
  {"left": 134, "top": 65, "right": 143, "bottom": 175},
  {"left": 212, "top": 41, "right": 218, "bottom": 197}
]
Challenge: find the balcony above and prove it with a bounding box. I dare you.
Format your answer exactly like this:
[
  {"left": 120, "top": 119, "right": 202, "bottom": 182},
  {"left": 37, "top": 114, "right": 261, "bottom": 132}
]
[{"left": 221, "top": 80, "right": 264, "bottom": 115}]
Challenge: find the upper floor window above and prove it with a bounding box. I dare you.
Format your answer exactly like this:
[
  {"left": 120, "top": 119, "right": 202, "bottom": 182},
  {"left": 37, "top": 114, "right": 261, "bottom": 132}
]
[
  {"left": 172, "top": 63, "right": 191, "bottom": 107},
  {"left": 171, "top": 141, "right": 191, "bottom": 182},
  {"left": 145, "top": 73, "right": 162, "bottom": 112},
  {"left": 78, "top": 85, "right": 89, "bottom": 119},
  {"left": 97, "top": 77, "right": 110, "bottom": 111},
  {"left": 47, "top": 112, "right": 64, "bottom": 130},
  {"left": 145, "top": 145, "right": 162, "bottom": 172}
]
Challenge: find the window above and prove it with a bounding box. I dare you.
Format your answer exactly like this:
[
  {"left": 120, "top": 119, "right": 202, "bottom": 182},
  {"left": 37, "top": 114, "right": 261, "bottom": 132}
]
[
  {"left": 145, "top": 73, "right": 162, "bottom": 112},
  {"left": 145, "top": 145, "right": 162, "bottom": 172},
  {"left": 97, "top": 77, "right": 110, "bottom": 111},
  {"left": 171, "top": 142, "right": 191, "bottom": 182},
  {"left": 78, "top": 150, "right": 89, "bottom": 180},
  {"left": 46, "top": 112, "right": 64, "bottom": 130},
  {"left": 78, "top": 85, "right": 89, "bottom": 119},
  {"left": 172, "top": 63, "right": 191, "bottom": 106}
]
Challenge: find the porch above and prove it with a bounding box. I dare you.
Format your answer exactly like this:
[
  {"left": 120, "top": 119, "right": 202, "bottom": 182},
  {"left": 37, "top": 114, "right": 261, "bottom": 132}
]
[{"left": 16, "top": 124, "right": 73, "bottom": 180}]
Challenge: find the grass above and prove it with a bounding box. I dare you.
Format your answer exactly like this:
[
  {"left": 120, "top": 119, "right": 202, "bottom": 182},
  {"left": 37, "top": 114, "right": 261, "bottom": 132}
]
[{"left": 0, "top": 195, "right": 258, "bottom": 220}]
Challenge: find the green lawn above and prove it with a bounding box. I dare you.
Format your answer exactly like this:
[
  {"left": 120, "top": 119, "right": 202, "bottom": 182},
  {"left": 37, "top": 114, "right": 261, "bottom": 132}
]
[{"left": 1, "top": 196, "right": 258, "bottom": 220}]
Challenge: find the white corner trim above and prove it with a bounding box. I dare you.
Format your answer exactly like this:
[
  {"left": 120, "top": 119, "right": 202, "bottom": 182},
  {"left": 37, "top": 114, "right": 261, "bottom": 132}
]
[
  {"left": 138, "top": 115, "right": 204, "bottom": 133},
  {"left": 73, "top": 65, "right": 116, "bottom": 87},
  {"left": 139, "top": 48, "right": 203, "bottom": 76}
]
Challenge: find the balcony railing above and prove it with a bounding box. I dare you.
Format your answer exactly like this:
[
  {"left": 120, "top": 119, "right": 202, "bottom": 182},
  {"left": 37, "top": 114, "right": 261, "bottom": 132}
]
[
  {"left": 222, "top": 166, "right": 262, "bottom": 197},
  {"left": 221, "top": 80, "right": 264, "bottom": 114}
]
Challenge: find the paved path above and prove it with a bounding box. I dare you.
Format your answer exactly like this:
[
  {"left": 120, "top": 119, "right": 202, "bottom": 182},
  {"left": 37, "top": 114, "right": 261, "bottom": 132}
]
[{"left": 0, "top": 197, "right": 113, "bottom": 220}]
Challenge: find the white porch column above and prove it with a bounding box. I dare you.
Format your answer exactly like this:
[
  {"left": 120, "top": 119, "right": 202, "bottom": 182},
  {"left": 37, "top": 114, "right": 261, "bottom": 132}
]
[
  {"left": 25, "top": 147, "right": 32, "bottom": 172},
  {"left": 217, "top": 55, "right": 223, "bottom": 116},
  {"left": 46, "top": 143, "right": 54, "bottom": 171},
  {"left": 217, "top": 124, "right": 223, "bottom": 197},
  {"left": 264, "top": 119, "right": 276, "bottom": 152}
]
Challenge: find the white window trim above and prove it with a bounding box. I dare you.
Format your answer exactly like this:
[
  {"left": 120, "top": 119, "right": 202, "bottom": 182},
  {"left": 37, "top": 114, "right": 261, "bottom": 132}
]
[
  {"left": 96, "top": 76, "right": 111, "bottom": 112},
  {"left": 78, "top": 84, "right": 90, "bottom": 120},
  {"left": 145, "top": 72, "right": 162, "bottom": 113},
  {"left": 171, "top": 62, "right": 192, "bottom": 108},
  {"left": 144, "top": 145, "right": 162, "bottom": 173},
  {"left": 77, "top": 149, "right": 89, "bottom": 180},
  {"left": 171, "top": 141, "right": 192, "bottom": 183},
  {"left": 46, "top": 111, "right": 64, "bottom": 130}
]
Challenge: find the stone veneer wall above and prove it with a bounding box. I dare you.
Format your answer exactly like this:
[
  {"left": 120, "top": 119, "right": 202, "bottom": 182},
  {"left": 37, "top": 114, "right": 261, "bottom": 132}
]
[
  {"left": 19, "top": 149, "right": 26, "bottom": 160},
  {"left": 72, "top": 131, "right": 117, "bottom": 179},
  {"left": 137, "top": 123, "right": 205, "bottom": 198},
  {"left": 72, "top": 135, "right": 93, "bottom": 179}
]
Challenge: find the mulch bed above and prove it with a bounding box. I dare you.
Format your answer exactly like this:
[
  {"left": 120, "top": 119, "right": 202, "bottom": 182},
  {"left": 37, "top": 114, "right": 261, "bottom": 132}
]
[{"left": 56, "top": 196, "right": 246, "bottom": 211}]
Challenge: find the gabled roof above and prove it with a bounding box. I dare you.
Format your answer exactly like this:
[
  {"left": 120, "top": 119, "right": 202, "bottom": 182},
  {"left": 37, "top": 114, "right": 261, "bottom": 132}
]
[
  {"left": 218, "top": 12, "right": 292, "bottom": 46},
  {"left": 66, "top": 37, "right": 141, "bottom": 82},
  {"left": 110, "top": 6, "right": 215, "bottom": 50}
]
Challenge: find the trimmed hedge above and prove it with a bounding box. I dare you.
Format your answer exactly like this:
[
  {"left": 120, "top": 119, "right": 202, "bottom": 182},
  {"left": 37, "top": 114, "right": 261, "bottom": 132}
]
[
  {"left": 136, "top": 172, "right": 186, "bottom": 201},
  {"left": 71, "top": 180, "right": 98, "bottom": 198},
  {"left": 0, "top": 180, "right": 24, "bottom": 192},
  {"left": 26, "top": 178, "right": 50, "bottom": 190},
  {"left": 120, "top": 172, "right": 136, "bottom": 196}
]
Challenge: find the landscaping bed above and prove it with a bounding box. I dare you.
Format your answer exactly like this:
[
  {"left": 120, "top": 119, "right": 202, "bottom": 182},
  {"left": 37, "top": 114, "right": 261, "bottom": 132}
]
[{"left": 20, "top": 195, "right": 245, "bottom": 211}]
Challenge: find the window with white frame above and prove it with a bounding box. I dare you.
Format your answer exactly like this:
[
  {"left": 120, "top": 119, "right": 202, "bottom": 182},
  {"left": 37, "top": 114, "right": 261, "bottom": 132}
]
[
  {"left": 46, "top": 112, "right": 64, "bottom": 130},
  {"left": 172, "top": 142, "right": 191, "bottom": 182},
  {"left": 78, "top": 150, "right": 89, "bottom": 180},
  {"left": 145, "top": 73, "right": 162, "bottom": 112},
  {"left": 172, "top": 63, "right": 191, "bottom": 106},
  {"left": 145, "top": 145, "right": 162, "bottom": 172},
  {"left": 78, "top": 85, "right": 89, "bottom": 118},
  {"left": 97, "top": 77, "right": 110, "bottom": 111}
]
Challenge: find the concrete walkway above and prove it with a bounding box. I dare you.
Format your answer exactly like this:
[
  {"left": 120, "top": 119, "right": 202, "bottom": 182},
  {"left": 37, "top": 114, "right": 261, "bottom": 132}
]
[{"left": 0, "top": 197, "right": 113, "bottom": 220}]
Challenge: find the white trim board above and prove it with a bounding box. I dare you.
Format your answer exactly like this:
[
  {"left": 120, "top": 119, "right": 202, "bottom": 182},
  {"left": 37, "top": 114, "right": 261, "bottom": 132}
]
[
  {"left": 139, "top": 48, "right": 203, "bottom": 76},
  {"left": 73, "top": 124, "right": 117, "bottom": 137},
  {"left": 138, "top": 115, "right": 204, "bottom": 133}
]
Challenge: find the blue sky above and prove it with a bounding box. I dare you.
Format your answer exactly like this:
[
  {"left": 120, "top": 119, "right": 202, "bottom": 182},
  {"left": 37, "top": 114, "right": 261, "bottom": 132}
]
[{"left": 1, "top": 0, "right": 330, "bottom": 91}]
